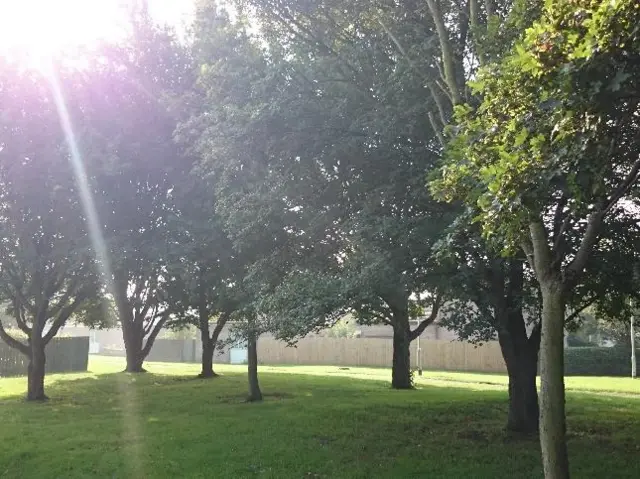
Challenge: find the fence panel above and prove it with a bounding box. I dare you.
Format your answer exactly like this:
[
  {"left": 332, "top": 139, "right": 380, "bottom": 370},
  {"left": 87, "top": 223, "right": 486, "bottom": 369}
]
[
  {"left": 257, "top": 338, "right": 506, "bottom": 373},
  {"left": 0, "top": 336, "right": 90, "bottom": 377},
  {"left": 85, "top": 336, "right": 506, "bottom": 373},
  {"left": 47, "top": 336, "right": 90, "bottom": 374}
]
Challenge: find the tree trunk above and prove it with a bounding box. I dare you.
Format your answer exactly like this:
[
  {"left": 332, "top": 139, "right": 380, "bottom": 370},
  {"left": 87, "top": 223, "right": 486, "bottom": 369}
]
[
  {"left": 247, "top": 328, "right": 262, "bottom": 402},
  {"left": 498, "top": 314, "right": 540, "bottom": 434},
  {"left": 199, "top": 338, "right": 216, "bottom": 378},
  {"left": 196, "top": 279, "right": 216, "bottom": 378},
  {"left": 489, "top": 259, "right": 540, "bottom": 433},
  {"left": 123, "top": 322, "right": 146, "bottom": 373},
  {"left": 539, "top": 285, "right": 569, "bottom": 479},
  {"left": 631, "top": 310, "right": 636, "bottom": 379},
  {"left": 391, "top": 311, "right": 412, "bottom": 389},
  {"left": 26, "top": 339, "right": 47, "bottom": 401},
  {"left": 503, "top": 344, "right": 539, "bottom": 434}
]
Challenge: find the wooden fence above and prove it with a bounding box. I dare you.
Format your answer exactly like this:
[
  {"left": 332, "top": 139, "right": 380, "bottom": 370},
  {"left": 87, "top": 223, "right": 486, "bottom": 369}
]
[
  {"left": 0, "top": 337, "right": 90, "bottom": 377},
  {"left": 94, "top": 337, "right": 506, "bottom": 373},
  {"left": 257, "top": 337, "right": 507, "bottom": 373}
]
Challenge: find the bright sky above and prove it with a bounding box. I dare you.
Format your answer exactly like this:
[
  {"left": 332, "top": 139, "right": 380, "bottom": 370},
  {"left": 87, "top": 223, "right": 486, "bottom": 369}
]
[{"left": 0, "top": 0, "right": 193, "bottom": 58}]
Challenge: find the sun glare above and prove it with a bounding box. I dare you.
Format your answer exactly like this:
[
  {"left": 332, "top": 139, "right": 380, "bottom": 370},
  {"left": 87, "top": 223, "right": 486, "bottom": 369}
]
[{"left": 0, "top": 1, "right": 127, "bottom": 60}]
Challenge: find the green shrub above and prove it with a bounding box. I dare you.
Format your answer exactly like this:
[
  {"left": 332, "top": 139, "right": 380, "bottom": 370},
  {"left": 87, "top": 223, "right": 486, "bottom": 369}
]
[{"left": 565, "top": 346, "right": 633, "bottom": 376}]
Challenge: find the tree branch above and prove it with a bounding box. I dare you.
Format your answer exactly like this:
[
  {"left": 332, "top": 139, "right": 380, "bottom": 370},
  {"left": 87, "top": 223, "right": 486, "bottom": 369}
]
[
  {"left": 552, "top": 195, "right": 568, "bottom": 244},
  {"left": 409, "top": 292, "right": 444, "bottom": 341},
  {"left": 0, "top": 320, "right": 29, "bottom": 355},
  {"left": 6, "top": 280, "right": 36, "bottom": 316},
  {"left": 469, "top": 0, "right": 481, "bottom": 33},
  {"left": 528, "top": 219, "right": 554, "bottom": 282},
  {"left": 484, "top": 0, "right": 495, "bottom": 18},
  {"left": 141, "top": 314, "right": 168, "bottom": 358},
  {"left": 565, "top": 294, "right": 598, "bottom": 325},
  {"left": 48, "top": 278, "right": 80, "bottom": 319},
  {"left": 528, "top": 320, "right": 541, "bottom": 347},
  {"left": 458, "top": 0, "right": 471, "bottom": 53},
  {"left": 11, "top": 297, "right": 32, "bottom": 336},
  {"left": 428, "top": 112, "right": 446, "bottom": 147},
  {"left": 427, "top": 82, "right": 450, "bottom": 126},
  {"left": 210, "top": 311, "right": 230, "bottom": 346},
  {"left": 138, "top": 292, "right": 155, "bottom": 325},
  {"left": 44, "top": 293, "right": 87, "bottom": 344},
  {"left": 564, "top": 212, "right": 603, "bottom": 289},
  {"left": 426, "top": 0, "right": 462, "bottom": 105},
  {"left": 143, "top": 304, "right": 160, "bottom": 336},
  {"left": 603, "top": 157, "right": 640, "bottom": 216}
]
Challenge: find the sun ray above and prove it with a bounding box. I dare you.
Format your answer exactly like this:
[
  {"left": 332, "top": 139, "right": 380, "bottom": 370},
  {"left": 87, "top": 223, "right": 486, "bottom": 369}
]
[{"left": 46, "top": 61, "right": 146, "bottom": 476}]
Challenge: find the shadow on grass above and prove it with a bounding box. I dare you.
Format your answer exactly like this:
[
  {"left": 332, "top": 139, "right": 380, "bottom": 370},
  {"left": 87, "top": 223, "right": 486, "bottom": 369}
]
[{"left": 3, "top": 364, "right": 639, "bottom": 479}]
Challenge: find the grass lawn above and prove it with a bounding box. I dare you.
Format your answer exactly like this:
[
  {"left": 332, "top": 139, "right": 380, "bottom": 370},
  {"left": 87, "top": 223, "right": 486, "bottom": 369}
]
[{"left": 0, "top": 357, "right": 639, "bottom": 478}]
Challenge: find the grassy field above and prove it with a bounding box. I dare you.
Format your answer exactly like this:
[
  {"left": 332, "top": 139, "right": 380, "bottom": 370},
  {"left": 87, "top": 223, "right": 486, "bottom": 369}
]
[{"left": 1, "top": 357, "right": 639, "bottom": 478}]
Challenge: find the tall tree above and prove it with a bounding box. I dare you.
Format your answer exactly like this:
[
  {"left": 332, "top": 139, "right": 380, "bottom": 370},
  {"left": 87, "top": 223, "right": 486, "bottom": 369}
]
[
  {"left": 0, "top": 61, "right": 100, "bottom": 400},
  {"left": 81, "top": 14, "right": 192, "bottom": 372},
  {"left": 191, "top": 0, "right": 455, "bottom": 389},
  {"left": 239, "top": 0, "right": 555, "bottom": 413},
  {"left": 164, "top": 176, "right": 245, "bottom": 378},
  {"left": 415, "top": 0, "right": 550, "bottom": 433},
  {"left": 433, "top": 1, "right": 640, "bottom": 476}
]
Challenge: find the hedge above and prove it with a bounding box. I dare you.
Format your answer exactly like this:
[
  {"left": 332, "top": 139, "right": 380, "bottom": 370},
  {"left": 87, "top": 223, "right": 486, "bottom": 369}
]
[{"left": 564, "top": 346, "right": 634, "bottom": 376}]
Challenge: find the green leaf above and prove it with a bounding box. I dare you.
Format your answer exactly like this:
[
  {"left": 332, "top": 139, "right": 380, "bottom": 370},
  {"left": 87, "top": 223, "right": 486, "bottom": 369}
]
[{"left": 514, "top": 127, "right": 529, "bottom": 147}]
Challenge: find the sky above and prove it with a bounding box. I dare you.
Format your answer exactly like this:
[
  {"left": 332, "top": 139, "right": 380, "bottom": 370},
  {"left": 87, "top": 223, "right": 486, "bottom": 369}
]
[{"left": 0, "top": 0, "right": 194, "bottom": 58}]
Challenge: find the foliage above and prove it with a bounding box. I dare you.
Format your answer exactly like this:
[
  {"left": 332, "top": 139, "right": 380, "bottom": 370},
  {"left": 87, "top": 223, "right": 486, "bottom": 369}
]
[
  {"left": 433, "top": 1, "right": 640, "bottom": 470},
  {"left": 565, "top": 346, "right": 635, "bottom": 377},
  {"left": 77, "top": 14, "right": 194, "bottom": 369},
  {"left": 0, "top": 60, "right": 101, "bottom": 356},
  {"left": 434, "top": 0, "right": 640, "bottom": 250},
  {"left": 191, "top": 1, "right": 454, "bottom": 347},
  {"left": 163, "top": 175, "right": 245, "bottom": 336}
]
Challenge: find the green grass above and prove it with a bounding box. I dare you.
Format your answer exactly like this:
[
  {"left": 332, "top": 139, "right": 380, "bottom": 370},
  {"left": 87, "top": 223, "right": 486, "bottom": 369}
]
[{"left": 1, "top": 357, "right": 639, "bottom": 478}]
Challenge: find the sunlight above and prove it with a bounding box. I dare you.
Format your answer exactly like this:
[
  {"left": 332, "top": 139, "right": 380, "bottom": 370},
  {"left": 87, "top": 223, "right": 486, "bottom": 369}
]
[
  {"left": 0, "top": 1, "right": 126, "bottom": 59},
  {"left": 0, "top": 1, "right": 194, "bottom": 64},
  {"left": 45, "top": 62, "right": 115, "bottom": 289},
  {"left": 46, "top": 61, "right": 145, "bottom": 476}
]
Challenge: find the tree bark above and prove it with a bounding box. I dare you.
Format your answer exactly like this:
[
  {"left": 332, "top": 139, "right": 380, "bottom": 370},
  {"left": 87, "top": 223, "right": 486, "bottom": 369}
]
[
  {"left": 197, "top": 303, "right": 228, "bottom": 378},
  {"left": 631, "top": 309, "right": 636, "bottom": 379},
  {"left": 539, "top": 284, "right": 569, "bottom": 479},
  {"left": 122, "top": 321, "right": 146, "bottom": 373},
  {"left": 498, "top": 311, "right": 541, "bottom": 434},
  {"left": 247, "top": 327, "right": 262, "bottom": 402},
  {"left": 500, "top": 331, "right": 540, "bottom": 434},
  {"left": 507, "top": 359, "right": 539, "bottom": 433},
  {"left": 26, "top": 339, "right": 47, "bottom": 401},
  {"left": 426, "top": 0, "right": 462, "bottom": 105},
  {"left": 391, "top": 309, "right": 412, "bottom": 389},
  {"left": 199, "top": 337, "right": 216, "bottom": 378}
]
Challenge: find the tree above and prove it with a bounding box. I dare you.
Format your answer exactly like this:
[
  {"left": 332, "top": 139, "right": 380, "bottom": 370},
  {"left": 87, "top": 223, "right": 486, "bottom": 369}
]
[
  {"left": 191, "top": 0, "right": 454, "bottom": 389},
  {"left": 434, "top": 1, "right": 640, "bottom": 476},
  {"left": 241, "top": 0, "right": 555, "bottom": 411},
  {"left": 0, "top": 61, "right": 100, "bottom": 400},
  {"left": 434, "top": 221, "right": 543, "bottom": 433},
  {"left": 414, "top": 0, "right": 551, "bottom": 433},
  {"left": 246, "top": 315, "right": 263, "bottom": 401},
  {"left": 81, "top": 14, "right": 192, "bottom": 373},
  {"left": 164, "top": 176, "right": 245, "bottom": 378},
  {"left": 436, "top": 206, "right": 640, "bottom": 433}
]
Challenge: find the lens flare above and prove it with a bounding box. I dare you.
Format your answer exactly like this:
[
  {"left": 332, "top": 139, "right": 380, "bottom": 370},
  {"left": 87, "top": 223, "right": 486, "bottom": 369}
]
[{"left": 46, "top": 63, "right": 145, "bottom": 476}]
